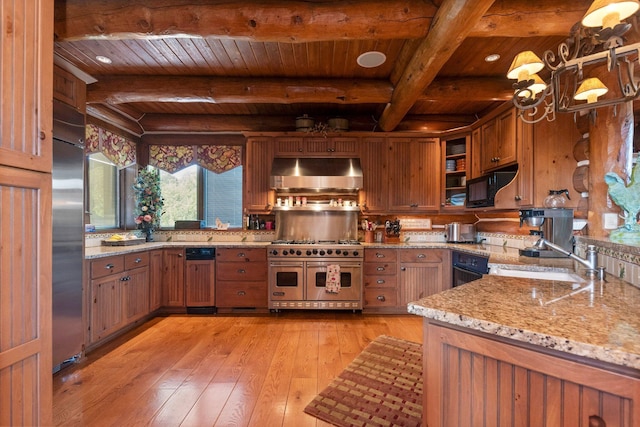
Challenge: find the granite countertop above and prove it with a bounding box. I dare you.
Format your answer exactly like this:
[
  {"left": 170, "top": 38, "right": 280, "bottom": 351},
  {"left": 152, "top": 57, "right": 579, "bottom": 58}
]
[
  {"left": 85, "top": 241, "right": 272, "bottom": 259},
  {"left": 408, "top": 273, "right": 640, "bottom": 370}
]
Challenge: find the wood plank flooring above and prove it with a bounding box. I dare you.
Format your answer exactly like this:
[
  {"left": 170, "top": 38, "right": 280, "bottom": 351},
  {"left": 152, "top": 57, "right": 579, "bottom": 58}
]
[{"left": 52, "top": 312, "right": 423, "bottom": 427}]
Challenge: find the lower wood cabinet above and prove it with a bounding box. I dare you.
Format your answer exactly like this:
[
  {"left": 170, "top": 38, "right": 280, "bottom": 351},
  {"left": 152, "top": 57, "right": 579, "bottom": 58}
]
[
  {"left": 424, "top": 321, "right": 640, "bottom": 427},
  {"left": 148, "top": 249, "right": 163, "bottom": 311},
  {"left": 89, "top": 252, "right": 150, "bottom": 345},
  {"left": 162, "top": 248, "right": 185, "bottom": 307},
  {"left": 185, "top": 259, "right": 216, "bottom": 307},
  {"left": 363, "top": 248, "right": 399, "bottom": 311},
  {"left": 398, "top": 249, "right": 450, "bottom": 306},
  {"left": 216, "top": 248, "right": 268, "bottom": 309}
]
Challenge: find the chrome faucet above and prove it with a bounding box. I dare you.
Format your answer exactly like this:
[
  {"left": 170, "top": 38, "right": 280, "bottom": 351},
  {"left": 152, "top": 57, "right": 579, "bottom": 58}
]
[{"left": 534, "top": 239, "right": 604, "bottom": 279}]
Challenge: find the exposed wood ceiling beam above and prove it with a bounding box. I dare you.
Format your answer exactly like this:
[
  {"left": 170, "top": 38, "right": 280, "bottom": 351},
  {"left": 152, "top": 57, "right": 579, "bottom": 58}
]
[
  {"left": 87, "top": 77, "right": 394, "bottom": 105},
  {"left": 86, "top": 76, "right": 512, "bottom": 105},
  {"left": 378, "top": 0, "right": 496, "bottom": 131},
  {"left": 55, "top": 0, "right": 591, "bottom": 42}
]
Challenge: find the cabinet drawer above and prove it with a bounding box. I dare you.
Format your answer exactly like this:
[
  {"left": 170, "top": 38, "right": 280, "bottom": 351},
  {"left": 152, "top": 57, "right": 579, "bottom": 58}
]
[
  {"left": 216, "top": 281, "right": 267, "bottom": 307},
  {"left": 90, "top": 256, "right": 125, "bottom": 279},
  {"left": 216, "top": 248, "right": 267, "bottom": 262},
  {"left": 216, "top": 262, "right": 267, "bottom": 281},
  {"left": 124, "top": 252, "right": 149, "bottom": 270},
  {"left": 364, "top": 275, "right": 397, "bottom": 288},
  {"left": 399, "top": 249, "right": 445, "bottom": 263},
  {"left": 364, "top": 262, "right": 396, "bottom": 276},
  {"left": 363, "top": 288, "right": 397, "bottom": 307},
  {"left": 364, "top": 249, "right": 397, "bottom": 263}
]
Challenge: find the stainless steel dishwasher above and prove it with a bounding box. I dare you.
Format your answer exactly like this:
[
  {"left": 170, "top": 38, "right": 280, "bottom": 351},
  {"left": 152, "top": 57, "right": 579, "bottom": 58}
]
[{"left": 451, "top": 250, "right": 489, "bottom": 287}]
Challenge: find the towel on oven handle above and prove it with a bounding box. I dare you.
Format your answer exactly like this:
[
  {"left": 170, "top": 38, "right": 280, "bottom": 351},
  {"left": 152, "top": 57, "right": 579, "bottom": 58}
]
[{"left": 326, "top": 264, "right": 341, "bottom": 294}]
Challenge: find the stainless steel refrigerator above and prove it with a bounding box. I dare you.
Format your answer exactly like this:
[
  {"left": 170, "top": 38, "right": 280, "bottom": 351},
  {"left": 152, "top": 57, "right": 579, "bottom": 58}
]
[{"left": 52, "top": 99, "right": 85, "bottom": 370}]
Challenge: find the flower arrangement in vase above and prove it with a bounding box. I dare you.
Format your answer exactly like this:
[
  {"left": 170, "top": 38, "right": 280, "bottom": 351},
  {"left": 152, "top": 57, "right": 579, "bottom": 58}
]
[{"left": 133, "top": 167, "right": 164, "bottom": 241}]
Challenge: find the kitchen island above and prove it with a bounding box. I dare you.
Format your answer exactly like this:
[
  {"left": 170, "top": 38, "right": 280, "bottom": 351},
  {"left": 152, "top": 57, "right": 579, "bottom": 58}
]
[{"left": 408, "top": 271, "right": 640, "bottom": 426}]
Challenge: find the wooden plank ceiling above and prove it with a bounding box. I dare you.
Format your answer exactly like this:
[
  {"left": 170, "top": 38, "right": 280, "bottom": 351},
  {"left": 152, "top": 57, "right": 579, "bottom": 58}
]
[{"left": 53, "top": 0, "right": 594, "bottom": 136}]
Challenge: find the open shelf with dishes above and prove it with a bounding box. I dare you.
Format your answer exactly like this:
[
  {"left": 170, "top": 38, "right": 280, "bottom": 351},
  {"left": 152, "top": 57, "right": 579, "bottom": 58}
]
[{"left": 441, "top": 134, "right": 469, "bottom": 210}]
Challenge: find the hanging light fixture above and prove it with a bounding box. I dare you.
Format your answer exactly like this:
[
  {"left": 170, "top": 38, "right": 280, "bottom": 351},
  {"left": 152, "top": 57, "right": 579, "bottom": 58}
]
[{"left": 507, "top": 0, "right": 640, "bottom": 123}]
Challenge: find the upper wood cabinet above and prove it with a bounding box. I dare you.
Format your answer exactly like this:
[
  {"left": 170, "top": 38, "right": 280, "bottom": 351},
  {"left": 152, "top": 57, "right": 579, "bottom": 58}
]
[
  {"left": 274, "top": 135, "right": 358, "bottom": 157},
  {"left": 387, "top": 137, "right": 440, "bottom": 212},
  {"left": 494, "top": 117, "right": 534, "bottom": 209},
  {"left": 480, "top": 108, "right": 517, "bottom": 173},
  {"left": 245, "top": 137, "right": 275, "bottom": 213},
  {"left": 359, "top": 137, "right": 389, "bottom": 213},
  {"left": 53, "top": 65, "right": 86, "bottom": 113}
]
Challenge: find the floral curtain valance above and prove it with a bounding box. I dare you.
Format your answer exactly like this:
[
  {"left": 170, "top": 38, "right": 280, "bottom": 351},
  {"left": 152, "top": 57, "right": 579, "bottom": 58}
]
[
  {"left": 85, "top": 124, "right": 137, "bottom": 169},
  {"left": 148, "top": 144, "right": 242, "bottom": 174}
]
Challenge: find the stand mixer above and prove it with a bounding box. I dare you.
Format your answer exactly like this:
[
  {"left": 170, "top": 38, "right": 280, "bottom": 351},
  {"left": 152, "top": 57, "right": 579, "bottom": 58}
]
[{"left": 519, "top": 208, "right": 574, "bottom": 257}]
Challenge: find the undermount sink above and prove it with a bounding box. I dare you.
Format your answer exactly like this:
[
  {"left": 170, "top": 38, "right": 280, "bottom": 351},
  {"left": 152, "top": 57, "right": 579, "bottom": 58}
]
[{"left": 489, "top": 268, "right": 586, "bottom": 283}]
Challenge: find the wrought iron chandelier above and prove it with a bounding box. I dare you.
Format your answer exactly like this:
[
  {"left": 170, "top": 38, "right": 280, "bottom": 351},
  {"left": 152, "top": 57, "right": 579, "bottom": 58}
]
[{"left": 507, "top": 0, "right": 640, "bottom": 123}]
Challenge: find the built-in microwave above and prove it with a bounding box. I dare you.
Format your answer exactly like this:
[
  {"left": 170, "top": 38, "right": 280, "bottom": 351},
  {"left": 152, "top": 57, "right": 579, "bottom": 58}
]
[{"left": 465, "top": 168, "right": 517, "bottom": 208}]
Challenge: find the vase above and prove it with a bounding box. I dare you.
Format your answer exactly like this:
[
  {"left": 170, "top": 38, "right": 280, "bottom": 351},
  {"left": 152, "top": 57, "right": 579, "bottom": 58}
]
[{"left": 143, "top": 228, "right": 154, "bottom": 242}]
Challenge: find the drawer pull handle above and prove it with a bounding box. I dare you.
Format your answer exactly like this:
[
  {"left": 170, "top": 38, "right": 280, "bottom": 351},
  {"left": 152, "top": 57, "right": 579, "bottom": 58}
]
[
  {"left": 401, "top": 267, "right": 406, "bottom": 271},
  {"left": 417, "top": 254, "right": 426, "bottom": 258},
  {"left": 120, "top": 276, "right": 130, "bottom": 281},
  {"left": 238, "top": 269, "right": 246, "bottom": 274},
  {"left": 588, "top": 415, "right": 606, "bottom": 427},
  {"left": 237, "top": 252, "right": 245, "bottom": 257},
  {"left": 273, "top": 291, "right": 285, "bottom": 296},
  {"left": 375, "top": 253, "right": 385, "bottom": 258},
  {"left": 376, "top": 279, "right": 385, "bottom": 284},
  {"left": 105, "top": 264, "right": 114, "bottom": 270},
  {"left": 135, "top": 258, "right": 142, "bottom": 263},
  {"left": 376, "top": 295, "right": 386, "bottom": 301},
  {"left": 237, "top": 291, "right": 246, "bottom": 296},
  {"left": 178, "top": 253, "right": 183, "bottom": 257},
  {"left": 376, "top": 266, "right": 385, "bottom": 271}
]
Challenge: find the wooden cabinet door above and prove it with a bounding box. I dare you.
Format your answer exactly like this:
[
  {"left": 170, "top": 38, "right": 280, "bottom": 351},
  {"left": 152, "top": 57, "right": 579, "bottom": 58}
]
[
  {"left": 359, "top": 137, "right": 388, "bottom": 212},
  {"left": 494, "top": 108, "right": 517, "bottom": 168},
  {"left": 148, "top": 250, "right": 163, "bottom": 311},
  {"left": 90, "top": 275, "right": 123, "bottom": 343},
  {"left": 123, "top": 266, "right": 149, "bottom": 323},
  {"left": 480, "top": 119, "right": 498, "bottom": 173},
  {"left": 424, "top": 322, "right": 640, "bottom": 427},
  {"left": 273, "top": 136, "right": 304, "bottom": 156},
  {"left": 330, "top": 137, "right": 358, "bottom": 156},
  {"left": 162, "top": 248, "right": 185, "bottom": 307},
  {"left": 185, "top": 261, "right": 216, "bottom": 307},
  {"left": 304, "top": 137, "right": 332, "bottom": 155},
  {"left": 398, "top": 249, "right": 449, "bottom": 306},
  {"left": 245, "top": 137, "right": 275, "bottom": 213},
  {"left": 470, "top": 127, "right": 483, "bottom": 179},
  {"left": 387, "top": 138, "right": 440, "bottom": 212}
]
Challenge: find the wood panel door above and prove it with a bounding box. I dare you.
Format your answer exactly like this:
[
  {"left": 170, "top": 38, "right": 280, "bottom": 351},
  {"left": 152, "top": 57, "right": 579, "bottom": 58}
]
[
  {"left": 185, "top": 261, "right": 216, "bottom": 307},
  {"left": 90, "top": 275, "right": 124, "bottom": 344},
  {"left": 123, "top": 267, "right": 150, "bottom": 323},
  {"left": 0, "top": 0, "right": 53, "bottom": 424},
  {"left": 162, "top": 249, "right": 185, "bottom": 307},
  {"left": 359, "top": 137, "right": 388, "bottom": 212},
  {"left": 245, "top": 137, "right": 275, "bottom": 213},
  {"left": 148, "top": 250, "right": 163, "bottom": 311},
  {"left": 387, "top": 138, "right": 440, "bottom": 212},
  {"left": 424, "top": 322, "right": 640, "bottom": 427}
]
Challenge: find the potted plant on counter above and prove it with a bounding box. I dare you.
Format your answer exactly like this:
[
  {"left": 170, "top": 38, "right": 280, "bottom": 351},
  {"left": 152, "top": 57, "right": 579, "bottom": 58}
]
[{"left": 133, "top": 167, "right": 164, "bottom": 241}]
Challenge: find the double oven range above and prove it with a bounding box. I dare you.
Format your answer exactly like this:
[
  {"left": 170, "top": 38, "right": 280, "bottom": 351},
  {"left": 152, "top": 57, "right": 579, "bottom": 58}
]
[{"left": 268, "top": 240, "right": 363, "bottom": 311}]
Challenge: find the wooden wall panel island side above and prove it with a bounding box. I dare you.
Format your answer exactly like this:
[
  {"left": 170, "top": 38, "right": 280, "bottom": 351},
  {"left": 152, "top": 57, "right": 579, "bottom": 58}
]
[{"left": 408, "top": 273, "right": 640, "bottom": 427}]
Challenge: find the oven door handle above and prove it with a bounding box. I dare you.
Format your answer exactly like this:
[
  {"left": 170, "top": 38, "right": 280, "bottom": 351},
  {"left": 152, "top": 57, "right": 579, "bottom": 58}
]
[{"left": 269, "top": 262, "right": 304, "bottom": 267}]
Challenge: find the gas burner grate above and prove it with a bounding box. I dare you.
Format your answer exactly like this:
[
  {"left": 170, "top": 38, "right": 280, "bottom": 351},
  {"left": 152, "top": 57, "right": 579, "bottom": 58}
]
[{"left": 339, "top": 240, "right": 361, "bottom": 245}]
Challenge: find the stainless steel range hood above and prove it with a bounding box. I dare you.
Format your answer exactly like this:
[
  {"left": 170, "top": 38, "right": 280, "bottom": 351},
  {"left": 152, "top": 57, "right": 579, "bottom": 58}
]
[{"left": 270, "top": 157, "right": 363, "bottom": 193}]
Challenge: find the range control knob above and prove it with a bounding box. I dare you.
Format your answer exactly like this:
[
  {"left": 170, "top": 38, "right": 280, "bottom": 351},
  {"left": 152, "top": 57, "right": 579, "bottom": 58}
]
[
  {"left": 306, "top": 250, "right": 312, "bottom": 256},
  {"left": 353, "top": 251, "right": 359, "bottom": 256},
  {"left": 336, "top": 249, "right": 342, "bottom": 255},
  {"left": 327, "top": 249, "right": 333, "bottom": 255},
  {"left": 319, "top": 250, "right": 326, "bottom": 256},
  {"left": 271, "top": 249, "right": 278, "bottom": 256},
  {"left": 296, "top": 250, "right": 302, "bottom": 256},
  {"left": 343, "top": 252, "right": 349, "bottom": 256},
  {"left": 313, "top": 249, "right": 318, "bottom": 255}
]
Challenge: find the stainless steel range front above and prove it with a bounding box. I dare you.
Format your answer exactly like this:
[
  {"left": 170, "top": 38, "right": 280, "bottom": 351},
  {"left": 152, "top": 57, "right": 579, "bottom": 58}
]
[{"left": 268, "top": 241, "right": 363, "bottom": 311}]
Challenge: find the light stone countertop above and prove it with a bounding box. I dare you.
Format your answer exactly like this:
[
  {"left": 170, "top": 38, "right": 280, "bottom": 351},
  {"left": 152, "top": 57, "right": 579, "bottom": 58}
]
[
  {"left": 85, "top": 241, "right": 272, "bottom": 259},
  {"left": 408, "top": 273, "right": 640, "bottom": 370}
]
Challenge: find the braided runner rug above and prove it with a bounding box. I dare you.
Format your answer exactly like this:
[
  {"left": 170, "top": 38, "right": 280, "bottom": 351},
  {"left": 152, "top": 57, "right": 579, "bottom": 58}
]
[{"left": 304, "top": 335, "right": 422, "bottom": 427}]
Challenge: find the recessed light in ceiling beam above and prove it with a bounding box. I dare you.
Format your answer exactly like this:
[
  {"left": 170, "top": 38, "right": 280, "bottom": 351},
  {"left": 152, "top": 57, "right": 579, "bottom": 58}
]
[{"left": 96, "top": 55, "right": 112, "bottom": 64}]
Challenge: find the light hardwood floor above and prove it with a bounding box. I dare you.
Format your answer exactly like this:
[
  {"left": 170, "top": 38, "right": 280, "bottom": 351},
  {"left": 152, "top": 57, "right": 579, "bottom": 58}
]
[{"left": 52, "top": 312, "right": 423, "bottom": 426}]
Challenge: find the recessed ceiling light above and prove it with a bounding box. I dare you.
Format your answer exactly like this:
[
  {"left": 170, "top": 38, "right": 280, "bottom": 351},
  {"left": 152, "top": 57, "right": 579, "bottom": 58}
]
[
  {"left": 357, "top": 51, "right": 386, "bottom": 68},
  {"left": 485, "top": 53, "right": 500, "bottom": 62},
  {"left": 96, "top": 55, "right": 112, "bottom": 64}
]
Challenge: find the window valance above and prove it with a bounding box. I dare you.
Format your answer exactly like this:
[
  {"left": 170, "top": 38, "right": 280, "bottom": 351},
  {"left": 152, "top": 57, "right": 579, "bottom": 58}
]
[
  {"left": 85, "top": 124, "right": 137, "bottom": 169},
  {"left": 148, "top": 144, "right": 242, "bottom": 174}
]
